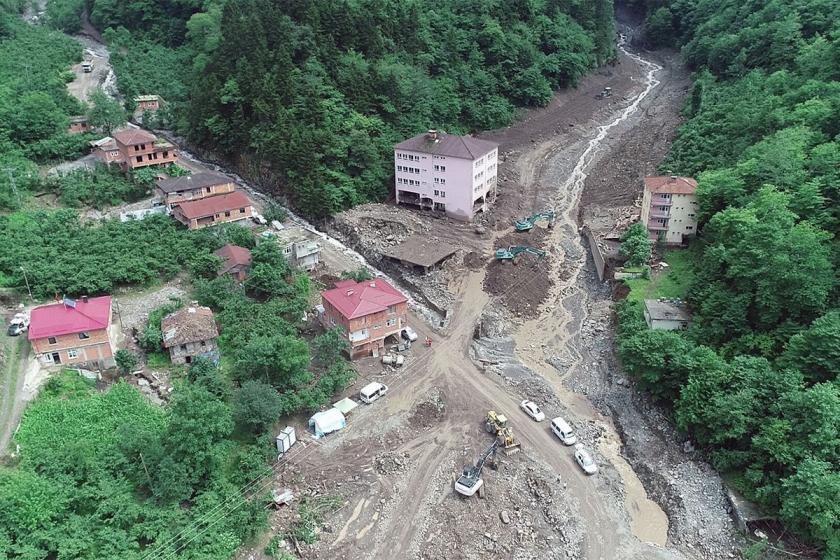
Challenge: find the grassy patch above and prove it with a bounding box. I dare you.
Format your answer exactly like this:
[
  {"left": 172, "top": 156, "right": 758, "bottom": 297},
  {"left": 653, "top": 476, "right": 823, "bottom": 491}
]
[
  {"left": 146, "top": 352, "right": 171, "bottom": 369},
  {"left": 41, "top": 369, "right": 96, "bottom": 400},
  {"left": 287, "top": 495, "right": 344, "bottom": 545},
  {"left": 623, "top": 249, "right": 694, "bottom": 304}
]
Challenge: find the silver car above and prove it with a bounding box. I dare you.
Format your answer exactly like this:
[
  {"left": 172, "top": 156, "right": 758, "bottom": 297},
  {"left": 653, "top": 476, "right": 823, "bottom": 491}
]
[{"left": 574, "top": 444, "right": 598, "bottom": 475}]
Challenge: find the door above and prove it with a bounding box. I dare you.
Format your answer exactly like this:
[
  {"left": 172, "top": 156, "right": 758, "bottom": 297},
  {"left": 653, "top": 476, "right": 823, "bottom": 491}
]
[
  {"left": 51, "top": 352, "right": 61, "bottom": 364},
  {"left": 185, "top": 355, "right": 192, "bottom": 364}
]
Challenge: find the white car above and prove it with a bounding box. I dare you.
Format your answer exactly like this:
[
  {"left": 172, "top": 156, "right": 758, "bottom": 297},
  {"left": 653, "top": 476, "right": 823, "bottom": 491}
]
[
  {"left": 520, "top": 400, "right": 545, "bottom": 422},
  {"left": 401, "top": 326, "right": 418, "bottom": 342},
  {"left": 574, "top": 444, "right": 598, "bottom": 475}
]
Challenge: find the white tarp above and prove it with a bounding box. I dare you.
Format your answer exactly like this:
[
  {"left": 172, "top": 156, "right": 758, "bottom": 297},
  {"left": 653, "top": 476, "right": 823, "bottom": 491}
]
[{"left": 309, "top": 408, "right": 346, "bottom": 438}]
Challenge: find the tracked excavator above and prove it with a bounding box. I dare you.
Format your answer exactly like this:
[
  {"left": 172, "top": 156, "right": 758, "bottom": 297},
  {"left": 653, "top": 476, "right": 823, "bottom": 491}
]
[
  {"left": 454, "top": 440, "right": 499, "bottom": 497},
  {"left": 494, "top": 245, "right": 546, "bottom": 262},
  {"left": 485, "top": 411, "right": 521, "bottom": 454},
  {"left": 514, "top": 210, "right": 556, "bottom": 232}
]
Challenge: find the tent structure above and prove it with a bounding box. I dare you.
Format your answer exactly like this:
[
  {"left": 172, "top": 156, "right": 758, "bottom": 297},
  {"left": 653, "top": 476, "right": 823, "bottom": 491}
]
[
  {"left": 309, "top": 408, "right": 346, "bottom": 438},
  {"left": 333, "top": 397, "right": 359, "bottom": 416}
]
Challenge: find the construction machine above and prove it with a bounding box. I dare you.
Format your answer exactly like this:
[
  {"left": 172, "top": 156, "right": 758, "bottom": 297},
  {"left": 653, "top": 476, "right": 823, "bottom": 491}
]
[
  {"left": 494, "top": 245, "right": 546, "bottom": 262},
  {"left": 514, "top": 210, "right": 556, "bottom": 232},
  {"left": 485, "top": 411, "right": 521, "bottom": 454},
  {"left": 454, "top": 440, "right": 499, "bottom": 497}
]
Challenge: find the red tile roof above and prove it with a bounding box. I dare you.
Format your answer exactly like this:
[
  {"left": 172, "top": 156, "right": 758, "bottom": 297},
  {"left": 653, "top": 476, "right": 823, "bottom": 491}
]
[
  {"left": 113, "top": 128, "right": 157, "bottom": 146},
  {"left": 28, "top": 296, "right": 112, "bottom": 340},
  {"left": 214, "top": 244, "right": 252, "bottom": 274},
  {"left": 644, "top": 175, "right": 698, "bottom": 195},
  {"left": 321, "top": 279, "right": 407, "bottom": 320},
  {"left": 176, "top": 191, "right": 251, "bottom": 220}
]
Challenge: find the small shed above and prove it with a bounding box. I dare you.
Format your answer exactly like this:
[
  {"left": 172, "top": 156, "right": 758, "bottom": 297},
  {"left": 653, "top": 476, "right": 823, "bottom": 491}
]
[
  {"left": 643, "top": 299, "right": 691, "bottom": 331},
  {"left": 309, "top": 408, "right": 346, "bottom": 438}
]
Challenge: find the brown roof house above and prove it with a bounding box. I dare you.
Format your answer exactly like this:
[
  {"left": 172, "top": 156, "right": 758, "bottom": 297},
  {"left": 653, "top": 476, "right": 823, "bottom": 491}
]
[
  {"left": 172, "top": 191, "right": 253, "bottom": 229},
  {"left": 640, "top": 175, "right": 699, "bottom": 245},
  {"left": 113, "top": 128, "right": 178, "bottom": 171},
  {"left": 161, "top": 304, "right": 220, "bottom": 365},
  {"left": 156, "top": 172, "right": 236, "bottom": 210},
  {"left": 68, "top": 115, "right": 90, "bottom": 134},
  {"left": 215, "top": 244, "right": 252, "bottom": 281},
  {"left": 90, "top": 136, "right": 124, "bottom": 165}
]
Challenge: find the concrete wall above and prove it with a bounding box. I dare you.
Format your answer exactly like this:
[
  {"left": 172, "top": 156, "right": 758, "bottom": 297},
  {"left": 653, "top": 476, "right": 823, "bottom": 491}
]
[
  {"left": 582, "top": 227, "right": 606, "bottom": 282},
  {"left": 321, "top": 299, "right": 408, "bottom": 359},
  {"left": 32, "top": 327, "right": 115, "bottom": 367},
  {"left": 168, "top": 338, "right": 219, "bottom": 365},
  {"left": 157, "top": 181, "right": 236, "bottom": 209},
  {"left": 173, "top": 205, "right": 252, "bottom": 229}
]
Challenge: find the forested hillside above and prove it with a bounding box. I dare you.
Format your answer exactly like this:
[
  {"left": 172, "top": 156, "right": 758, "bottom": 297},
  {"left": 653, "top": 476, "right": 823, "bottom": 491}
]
[
  {"left": 45, "top": 0, "right": 615, "bottom": 217},
  {"left": 618, "top": 0, "right": 840, "bottom": 556},
  {"left": 0, "top": 9, "right": 90, "bottom": 209}
]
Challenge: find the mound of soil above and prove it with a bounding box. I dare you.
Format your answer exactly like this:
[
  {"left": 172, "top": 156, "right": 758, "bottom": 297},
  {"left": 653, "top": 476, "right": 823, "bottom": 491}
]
[{"left": 484, "top": 228, "right": 552, "bottom": 316}]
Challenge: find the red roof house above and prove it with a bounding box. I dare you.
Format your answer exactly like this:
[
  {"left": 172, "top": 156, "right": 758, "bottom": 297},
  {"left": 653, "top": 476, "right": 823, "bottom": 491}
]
[
  {"left": 28, "top": 296, "right": 116, "bottom": 368},
  {"left": 172, "top": 191, "right": 253, "bottom": 229},
  {"left": 320, "top": 279, "right": 409, "bottom": 359},
  {"left": 214, "top": 244, "right": 252, "bottom": 281}
]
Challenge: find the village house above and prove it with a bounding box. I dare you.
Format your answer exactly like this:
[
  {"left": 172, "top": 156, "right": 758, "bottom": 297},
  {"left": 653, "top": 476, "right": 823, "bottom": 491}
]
[
  {"left": 214, "top": 244, "right": 252, "bottom": 281},
  {"left": 134, "top": 95, "right": 161, "bottom": 112},
  {"left": 320, "top": 278, "right": 408, "bottom": 359},
  {"left": 68, "top": 115, "right": 90, "bottom": 134},
  {"left": 28, "top": 295, "right": 116, "bottom": 368},
  {"left": 90, "top": 136, "right": 123, "bottom": 165},
  {"left": 113, "top": 128, "right": 178, "bottom": 171},
  {"left": 394, "top": 130, "right": 499, "bottom": 221},
  {"left": 156, "top": 172, "right": 236, "bottom": 210},
  {"left": 171, "top": 191, "right": 253, "bottom": 229},
  {"left": 643, "top": 299, "right": 691, "bottom": 331},
  {"left": 639, "top": 175, "right": 699, "bottom": 245},
  {"left": 160, "top": 304, "right": 219, "bottom": 365},
  {"left": 275, "top": 231, "right": 321, "bottom": 272}
]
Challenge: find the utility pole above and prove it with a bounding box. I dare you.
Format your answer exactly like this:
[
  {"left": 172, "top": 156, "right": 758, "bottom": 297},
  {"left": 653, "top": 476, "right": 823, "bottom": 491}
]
[
  {"left": 19, "top": 267, "right": 33, "bottom": 302},
  {"left": 139, "top": 452, "right": 153, "bottom": 489}
]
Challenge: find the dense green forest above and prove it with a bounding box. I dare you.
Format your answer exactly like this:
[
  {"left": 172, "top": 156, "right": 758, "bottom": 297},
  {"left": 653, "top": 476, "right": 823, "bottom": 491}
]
[
  {"left": 0, "top": 9, "right": 92, "bottom": 210},
  {"left": 616, "top": 0, "right": 840, "bottom": 556},
  {"left": 44, "top": 0, "right": 615, "bottom": 217}
]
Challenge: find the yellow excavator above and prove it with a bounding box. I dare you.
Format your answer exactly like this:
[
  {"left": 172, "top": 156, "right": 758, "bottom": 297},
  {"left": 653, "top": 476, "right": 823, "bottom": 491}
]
[{"left": 485, "top": 411, "right": 521, "bottom": 454}]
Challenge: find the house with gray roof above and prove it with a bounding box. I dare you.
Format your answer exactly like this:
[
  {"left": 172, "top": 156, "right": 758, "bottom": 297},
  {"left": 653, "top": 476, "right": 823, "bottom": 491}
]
[
  {"left": 160, "top": 304, "right": 220, "bottom": 365},
  {"left": 155, "top": 172, "right": 237, "bottom": 210},
  {"left": 643, "top": 299, "right": 692, "bottom": 331},
  {"left": 394, "top": 130, "right": 499, "bottom": 221}
]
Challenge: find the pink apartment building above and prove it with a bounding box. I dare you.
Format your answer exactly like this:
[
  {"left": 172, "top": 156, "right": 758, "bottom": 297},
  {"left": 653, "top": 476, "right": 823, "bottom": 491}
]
[
  {"left": 640, "top": 175, "right": 699, "bottom": 245},
  {"left": 394, "top": 130, "right": 499, "bottom": 221}
]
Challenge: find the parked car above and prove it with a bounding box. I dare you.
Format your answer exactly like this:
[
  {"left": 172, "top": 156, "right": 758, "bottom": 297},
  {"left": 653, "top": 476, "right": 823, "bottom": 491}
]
[
  {"left": 574, "top": 444, "right": 598, "bottom": 475},
  {"left": 520, "top": 400, "right": 545, "bottom": 422},
  {"left": 401, "top": 326, "right": 418, "bottom": 342},
  {"left": 550, "top": 416, "right": 577, "bottom": 445},
  {"left": 7, "top": 313, "right": 29, "bottom": 337}
]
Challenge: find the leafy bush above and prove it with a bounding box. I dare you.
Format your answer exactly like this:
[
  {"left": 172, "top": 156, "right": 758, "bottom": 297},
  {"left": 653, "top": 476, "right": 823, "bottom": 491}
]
[
  {"left": 619, "top": 223, "right": 653, "bottom": 267},
  {"left": 44, "top": 165, "right": 150, "bottom": 208}
]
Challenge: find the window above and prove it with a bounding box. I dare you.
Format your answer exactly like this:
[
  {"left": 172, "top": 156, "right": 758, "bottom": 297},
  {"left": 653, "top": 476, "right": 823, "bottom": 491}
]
[
  {"left": 434, "top": 164, "right": 446, "bottom": 172},
  {"left": 688, "top": 213, "right": 696, "bottom": 217},
  {"left": 434, "top": 190, "right": 439, "bottom": 196},
  {"left": 135, "top": 145, "right": 141, "bottom": 152},
  {"left": 79, "top": 332, "right": 90, "bottom": 340},
  {"left": 180, "top": 344, "right": 187, "bottom": 351},
  {"left": 68, "top": 349, "right": 78, "bottom": 359},
  {"left": 140, "top": 144, "right": 146, "bottom": 150},
  {"left": 388, "top": 305, "right": 396, "bottom": 314},
  {"left": 48, "top": 337, "right": 57, "bottom": 344},
  {"left": 686, "top": 226, "right": 694, "bottom": 230},
  {"left": 163, "top": 151, "right": 169, "bottom": 158},
  {"left": 225, "top": 211, "right": 231, "bottom": 217},
  {"left": 200, "top": 341, "right": 206, "bottom": 347},
  {"left": 136, "top": 156, "right": 143, "bottom": 163},
  {"left": 440, "top": 191, "right": 446, "bottom": 198},
  {"left": 206, "top": 187, "right": 212, "bottom": 193},
  {"left": 240, "top": 208, "right": 246, "bottom": 213},
  {"left": 386, "top": 318, "right": 397, "bottom": 327},
  {"left": 147, "top": 154, "right": 154, "bottom": 161}
]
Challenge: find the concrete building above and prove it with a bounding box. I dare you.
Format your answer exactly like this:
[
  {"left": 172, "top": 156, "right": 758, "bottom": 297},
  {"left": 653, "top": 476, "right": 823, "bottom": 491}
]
[
  {"left": 320, "top": 279, "right": 408, "bottom": 359},
  {"left": 134, "top": 95, "right": 161, "bottom": 112},
  {"left": 161, "top": 304, "right": 219, "bottom": 365},
  {"left": 394, "top": 130, "right": 499, "bottom": 221},
  {"left": 113, "top": 128, "right": 178, "bottom": 171},
  {"left": 640, "top": 175, "right": 699, "bottom": 245},
  {"left": 276, "top": 232, "right": 320, "bottom": 272},
  {"left": 643, "top": 299, "right": 691, "bottom": 330},
  {"left": 215, "top": 244, "right": 252, "bottom": 281},
  {"left": 28, "top": 296, "right": 116, "bottom": 368},
  {"left": 156, "top": 172, "right": 236, "bottom": 210},
  {"left": 90, "top": 136, "right": 123, "bottom": 165},
  {"left": 172, "top": 191, "right": 252, "bottom": 229},
  {"left": 68, "top": 115, "right": 90, "bottom": 134}
]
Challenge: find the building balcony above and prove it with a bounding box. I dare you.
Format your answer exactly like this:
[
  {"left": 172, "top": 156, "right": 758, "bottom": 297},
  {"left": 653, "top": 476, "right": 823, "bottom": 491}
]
[
  {"left": 651, "top": 196, "right": 672, "bottom": 206},
  {"left": 647, "top": 220, "right": 668, "bottom": 231},
  {"left": 649, "top": 209, "right": 670, "bottom": 219}
]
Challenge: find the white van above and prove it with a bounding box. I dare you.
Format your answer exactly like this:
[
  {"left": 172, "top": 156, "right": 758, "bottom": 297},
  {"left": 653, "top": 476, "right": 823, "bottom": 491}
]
[
  {"left": 550, "top": 417, "right": 577, "bottom": 445},
  {"left": 360, "top": 382, "right": 389, "bottom": 404}
]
